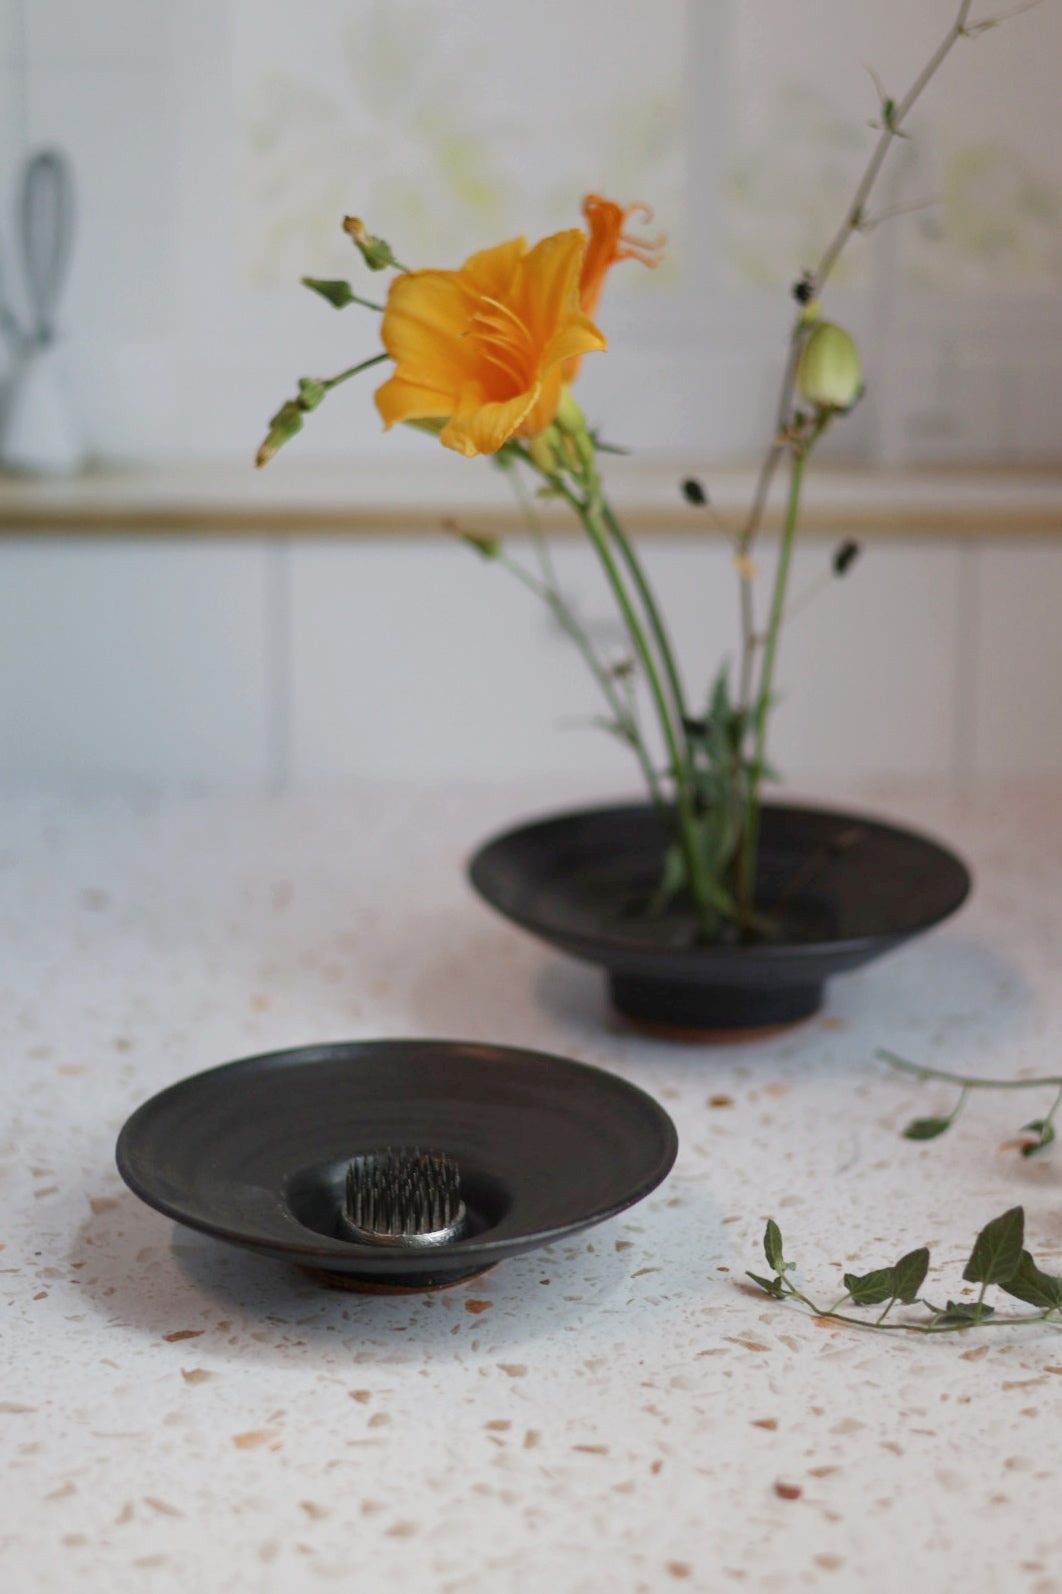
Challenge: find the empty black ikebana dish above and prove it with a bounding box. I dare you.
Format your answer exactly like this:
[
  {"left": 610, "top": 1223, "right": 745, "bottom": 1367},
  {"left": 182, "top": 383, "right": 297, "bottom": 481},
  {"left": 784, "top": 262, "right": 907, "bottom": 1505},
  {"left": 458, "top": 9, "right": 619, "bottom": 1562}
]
[
  {"left": 468, "top": 801, "right": 972, "bottom": 1033},
  {"left": 116, "top": 1039, "right": 678, "bottom": 1291}
]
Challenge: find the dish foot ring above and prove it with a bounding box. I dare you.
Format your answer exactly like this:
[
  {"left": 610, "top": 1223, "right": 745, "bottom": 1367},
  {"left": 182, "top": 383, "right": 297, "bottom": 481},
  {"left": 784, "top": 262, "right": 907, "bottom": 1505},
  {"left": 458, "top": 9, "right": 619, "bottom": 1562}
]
[
  {"left": 302, "top": 1261, "right": 498, "bottom": 1294},
  {"left": 608, "top": 972, "right": 824, "bottom": 1033}
]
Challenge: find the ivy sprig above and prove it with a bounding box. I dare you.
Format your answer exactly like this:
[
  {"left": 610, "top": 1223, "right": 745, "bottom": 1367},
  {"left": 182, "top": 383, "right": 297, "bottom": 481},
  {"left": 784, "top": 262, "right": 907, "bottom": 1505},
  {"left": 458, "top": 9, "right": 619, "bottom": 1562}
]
[
  {"left": 878, "top": 1049, "right": 1062, "bottom": 1156},
  {"left": 748, "top": 1206, "right": 1062, "bottom": 1333}
]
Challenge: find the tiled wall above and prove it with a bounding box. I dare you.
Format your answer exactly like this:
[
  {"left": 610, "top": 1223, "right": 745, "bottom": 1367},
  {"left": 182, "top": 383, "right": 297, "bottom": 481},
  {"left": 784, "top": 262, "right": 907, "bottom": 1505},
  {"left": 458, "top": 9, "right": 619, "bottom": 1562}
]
[
  {"left": 0, "top": 3, "right": 1059, "bottom": 790},
  {"left": 1, "top": 530, "right": 1059, "bottom": 788}
]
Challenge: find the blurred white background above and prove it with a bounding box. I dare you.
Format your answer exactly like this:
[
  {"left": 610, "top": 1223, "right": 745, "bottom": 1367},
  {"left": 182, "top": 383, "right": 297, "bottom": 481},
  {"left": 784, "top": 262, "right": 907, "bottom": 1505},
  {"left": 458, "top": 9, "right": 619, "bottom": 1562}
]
[{"left": 1, "top": 0, "right": 1059, "bottom": 465}]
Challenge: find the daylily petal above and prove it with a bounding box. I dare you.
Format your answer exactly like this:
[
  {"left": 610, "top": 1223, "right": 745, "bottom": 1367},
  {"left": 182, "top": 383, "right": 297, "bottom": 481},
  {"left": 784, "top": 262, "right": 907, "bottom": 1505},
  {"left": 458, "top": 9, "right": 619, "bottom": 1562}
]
[
  {"left": 563, "top": 193, "right": 664, "bottom": 383},
  {"left": 520, "top": 368, "right": 566, "bottom": 441},
  {"left": 460, "top": 236, "right": 530, "bottom": 299},
  {"left": 543, "top": 318, "right": 607, "bottom": 371},
  {"left": 374, "top": 372, "right": 451, "bottom": 430},
  {"left": 441, "top": 384, "right": 539, "bottom": 457},
  {"left": 379, "top": 269, "right": 481, "bottom": 391},
  {"left": 513, "top": 230, "right": 588, "bottom": 346},
  {"left": 578, "top": 194, "right": 664, "bottom": 317}
]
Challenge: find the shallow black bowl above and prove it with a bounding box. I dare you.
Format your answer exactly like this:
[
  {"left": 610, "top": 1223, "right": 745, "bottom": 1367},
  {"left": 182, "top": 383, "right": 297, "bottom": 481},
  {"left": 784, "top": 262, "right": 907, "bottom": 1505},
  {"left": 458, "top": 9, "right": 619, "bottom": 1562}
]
[
  {"left": 468, "top": 801, "right": 972, "bottom": 1032},
  {"left": 116, "top": 1039, "right": 678, "bottom": 1290}
]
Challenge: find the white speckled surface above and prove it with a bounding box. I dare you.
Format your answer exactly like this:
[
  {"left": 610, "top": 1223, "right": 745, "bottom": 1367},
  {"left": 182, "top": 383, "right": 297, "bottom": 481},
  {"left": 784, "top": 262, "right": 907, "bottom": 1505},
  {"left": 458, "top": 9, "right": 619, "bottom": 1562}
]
[{"left": 3, "top": 777, "right": 1062, "bottom": 1594}]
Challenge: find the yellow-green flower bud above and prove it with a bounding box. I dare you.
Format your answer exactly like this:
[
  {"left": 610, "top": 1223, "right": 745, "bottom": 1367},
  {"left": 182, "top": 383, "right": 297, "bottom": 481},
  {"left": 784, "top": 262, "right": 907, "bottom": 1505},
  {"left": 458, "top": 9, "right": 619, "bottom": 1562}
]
[
  {"left": 796, "top": 322, "right": 862, "bottom": 412},
  {"left": 554, "top": 385, "right": 587, "bottom": 437},
  {"left": 255, "top": 400, "right": 303, "bottom": 467},
  {"left": 297, "top": 377, "right": 326, "bottom": 411},
  {"left": 527, "top": 426, "right": 562, "bottom": 476},
  {"left": 552, "top": 385, "right": 596, "bottom": 473},
  {"left": 342, "top": 215, "right": 398, "bottom": 271}
]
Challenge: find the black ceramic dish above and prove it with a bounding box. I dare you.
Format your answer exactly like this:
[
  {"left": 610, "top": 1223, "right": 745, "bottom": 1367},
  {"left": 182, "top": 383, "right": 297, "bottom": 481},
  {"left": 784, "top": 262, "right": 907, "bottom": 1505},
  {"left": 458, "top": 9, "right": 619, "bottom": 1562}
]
[
  {"left": 468, "top": 801, "right": 972, "bottom": 1031},
  {"left": 115, "top": 1039, "right": 678, "bottom": 1289}
]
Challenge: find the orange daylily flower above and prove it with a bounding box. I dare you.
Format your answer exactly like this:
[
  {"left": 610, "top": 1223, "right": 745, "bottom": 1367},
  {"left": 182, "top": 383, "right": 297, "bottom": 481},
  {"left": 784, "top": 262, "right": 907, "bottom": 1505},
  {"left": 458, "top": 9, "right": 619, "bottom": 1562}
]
[
  {"left": 576, "top": 193, "right": 664, "bottom": 319},
  {"left": 374, "top": 229, "right": 606, "bottom": 458}
]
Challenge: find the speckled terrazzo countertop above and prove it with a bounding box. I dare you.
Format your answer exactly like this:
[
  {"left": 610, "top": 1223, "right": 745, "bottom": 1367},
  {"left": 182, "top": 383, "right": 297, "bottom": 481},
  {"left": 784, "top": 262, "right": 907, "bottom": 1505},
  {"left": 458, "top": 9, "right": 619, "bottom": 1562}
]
[{"left": 3, "top": 776, "right": 1062, "bottom": 1594}]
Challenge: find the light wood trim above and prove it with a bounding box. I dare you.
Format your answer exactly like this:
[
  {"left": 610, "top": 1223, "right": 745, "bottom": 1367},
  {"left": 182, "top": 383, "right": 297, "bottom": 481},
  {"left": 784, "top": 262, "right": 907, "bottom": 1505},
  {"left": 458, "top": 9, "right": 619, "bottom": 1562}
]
[{"left": 2, "top": 460, "right": 1061, "bottom": 538}]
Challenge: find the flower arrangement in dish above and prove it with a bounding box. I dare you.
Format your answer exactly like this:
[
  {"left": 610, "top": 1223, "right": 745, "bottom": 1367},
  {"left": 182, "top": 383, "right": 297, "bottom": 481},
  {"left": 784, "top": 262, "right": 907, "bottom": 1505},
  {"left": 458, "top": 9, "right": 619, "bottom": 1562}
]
[{"left": 256, "top": 3, "right": 1009, "bottom": 1028}]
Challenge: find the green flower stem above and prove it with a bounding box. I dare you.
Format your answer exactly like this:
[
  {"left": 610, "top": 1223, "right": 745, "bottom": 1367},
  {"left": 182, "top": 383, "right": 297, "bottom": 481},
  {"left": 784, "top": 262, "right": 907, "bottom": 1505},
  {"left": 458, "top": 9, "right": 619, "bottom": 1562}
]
[
  {"left": 736, "top": 334, "right": 808, "bottom": 716},
  {"left": 737, "top": 442, "right": 806, "bottom": 909},
  {"left": 322, "top": 352, "right": 389, "bottom": 391},
  {"left": 737, "top": 0, "right": 977, "bottom": 560},
  {"left": 733, "top": 0, "right": 981, "bottom": 725},
  {"left": 499, "top": 462, "right": 665, "bottom": 807},
  {"left": 598, "top": 494, "right": 693, "bottom": 763},
  {"left": 812, "top": 0, "right": 974, "bottom": 291},
  {"left": 493, "top": 545, "right": 665, "bottom": 809},
  {"left": 548, "top": 473, "right": 712, "bottom": 922},
  {"left": 879, "top": 1051, "right": 1062, "bottom": 1095},
  {"left": 509, "top": 458, "right": 562, "bottom": 594}
]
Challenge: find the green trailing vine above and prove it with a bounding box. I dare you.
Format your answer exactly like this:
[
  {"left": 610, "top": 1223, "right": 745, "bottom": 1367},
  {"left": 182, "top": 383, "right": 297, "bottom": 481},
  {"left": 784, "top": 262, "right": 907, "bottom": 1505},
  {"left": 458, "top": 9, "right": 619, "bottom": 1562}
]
[
  {"left": 878, "top": 1049, "right": 1062, "bottom": 1156},
  {"left": 748, "top": 1206, "right": 1062, "bottom": 1334}
]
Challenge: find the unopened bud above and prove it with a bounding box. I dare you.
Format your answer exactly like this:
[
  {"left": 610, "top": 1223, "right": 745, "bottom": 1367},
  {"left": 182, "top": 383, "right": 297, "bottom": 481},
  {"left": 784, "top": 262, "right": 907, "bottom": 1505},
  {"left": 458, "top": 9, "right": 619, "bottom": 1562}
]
[
  {"left": 682, "top": 477, "right": 708, "bottom": 507},
  {"left": 255, "top": 400, "right": 303, "bottom": 467},
  {"left": 342, "top": 215, "right": 398, "bottom": 271},
  {"left": 460, "top": 532, "right": 501, "bottom": 559},
  {"left": 796, "top": 321, "right": 862, "bottom": 412},
  {"left": 297, "top": 377, "right": 327, "bottom": 411},
  {"left": 302, "top": 276, "right": 357, "bottom": 308},
  {"left": 527, "top": 427, "right": 562, "bottom": 476},
  {"left": 551, "top": 385, "right": 595, "bottom": 472}
]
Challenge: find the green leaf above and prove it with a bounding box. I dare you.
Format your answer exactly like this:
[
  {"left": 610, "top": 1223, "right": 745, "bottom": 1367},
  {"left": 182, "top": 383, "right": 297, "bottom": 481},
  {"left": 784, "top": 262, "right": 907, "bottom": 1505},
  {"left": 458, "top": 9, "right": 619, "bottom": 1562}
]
[
  {"left": 962, "top": 1206, "right": 1025, "bottom": 1286},
  {"left": 903, "top": 1116, "right": 953, "bottom": 1141},
  {"left": 457, "top": 532, "right": 501, "bottom": 560},
  {"left": 891, "top": 1247, "right": 930, "bottom": 1304},
  {"left": 842, "top": 1267, "right": 896, "bottom": 1307},
  {"left": 746, "top": 1271, "right": 786, "bottom": 1299},
  {"left": 763, "top": 1219, "right": 786, "bottom": 1274},
  {"left": 1019, "top": 1119, "right": 1056, "bottom": 1158},
  {"left": 936, "top": 1300, "right": 996, "bottom": 1326},
  {"left": 301, "top": 276, "right": 358, "bottom": 307},
  {"left": 998, "top": 1250, "right": 1062, "bottom": 1311}
]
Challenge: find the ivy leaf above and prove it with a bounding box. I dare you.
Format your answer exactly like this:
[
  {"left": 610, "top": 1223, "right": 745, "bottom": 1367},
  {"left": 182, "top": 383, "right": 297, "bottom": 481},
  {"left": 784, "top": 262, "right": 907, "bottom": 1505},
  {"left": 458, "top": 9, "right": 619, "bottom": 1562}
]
[
  {"left": 998, "top": 1250, "right": 1062, "bottom": 1311},
  {"left": 746, "top": 1271, "right": 786, "bottom": 1299},
  {"left": 962, "top": 1206, "right": 1025, "bottom": 1286},
  {"left": 903, "top": 1116, "right": 953, "bottom": 1141},
  {"left": 842, "top": 1266, "right": 896, "bottom": 1307},
  {"left": 891, "top": 1247, "right": 930, "bottom": 1304},
  {"left": 1019, "top": 1119, "right": 1056, "bottom": 1158},
  {"left": 936, "top": 1300, "right": 996, "bottom": 1326},
  {"left": 763, "top": 1219, "right": 786, "bottom": 1275}
]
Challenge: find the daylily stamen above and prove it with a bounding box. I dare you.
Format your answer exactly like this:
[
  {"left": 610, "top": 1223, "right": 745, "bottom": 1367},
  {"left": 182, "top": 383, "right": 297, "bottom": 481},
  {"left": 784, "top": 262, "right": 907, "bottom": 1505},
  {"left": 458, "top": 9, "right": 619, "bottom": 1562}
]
[{"left": 469, "top": 297, "right": 538, "bottom": 391}]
